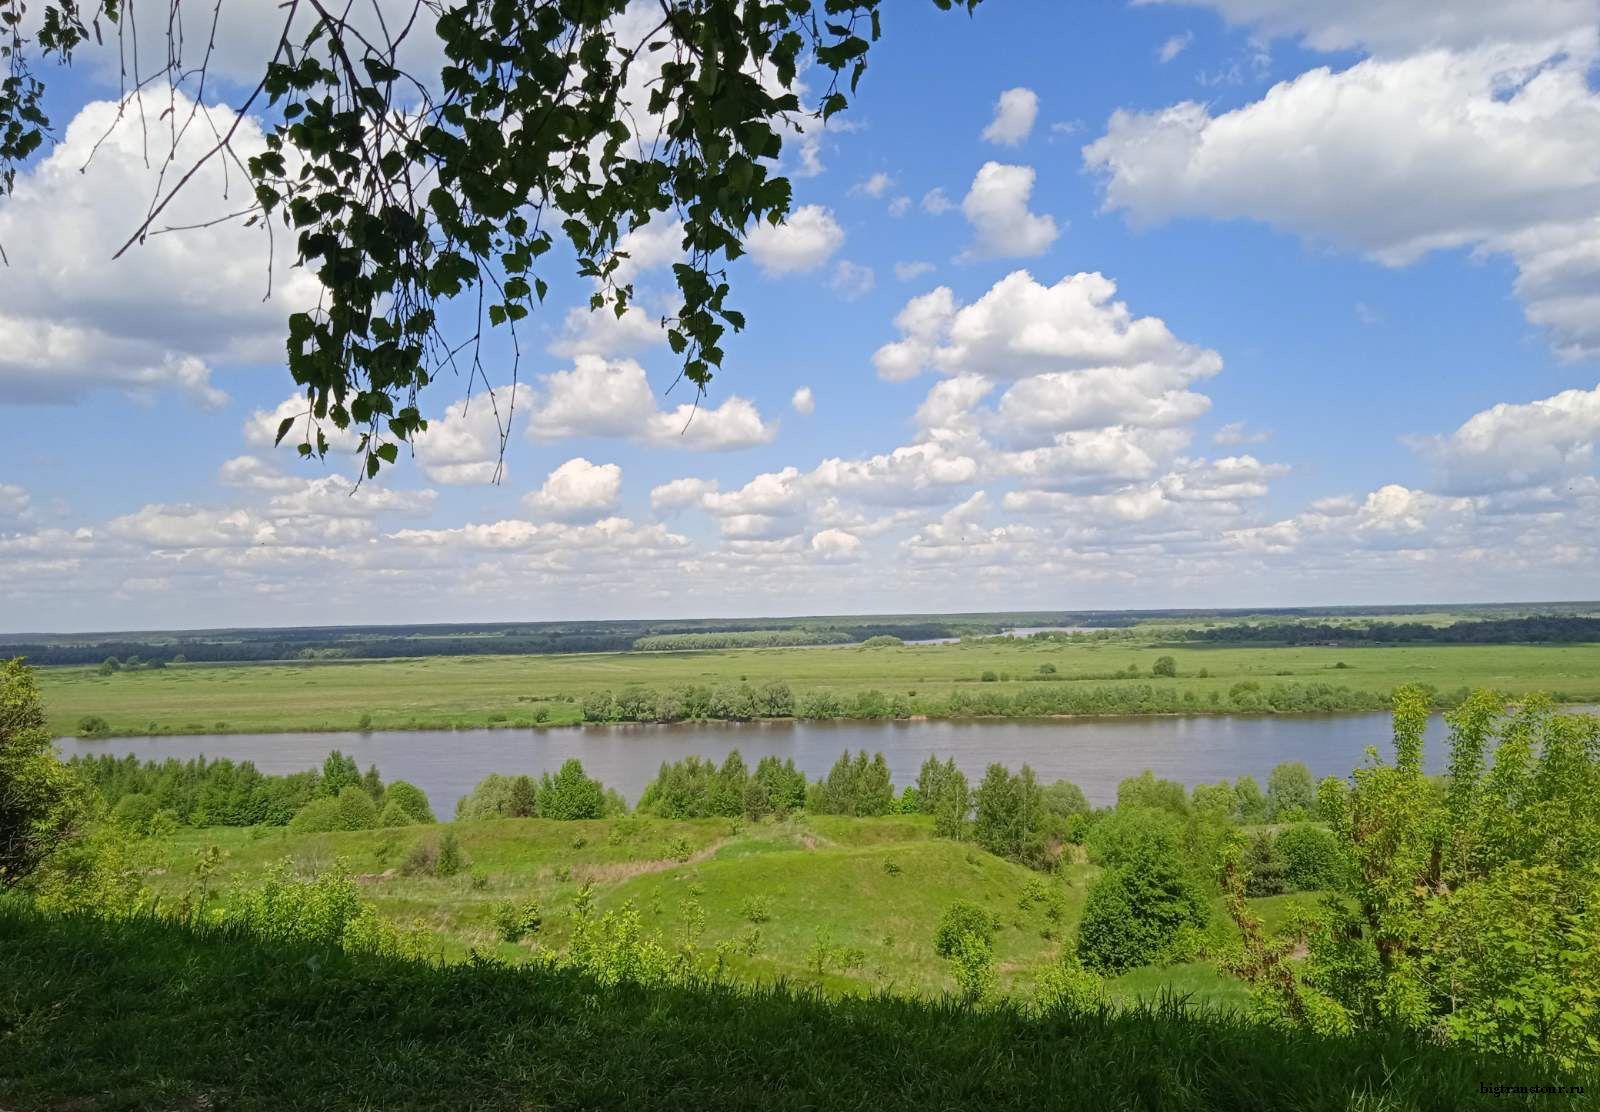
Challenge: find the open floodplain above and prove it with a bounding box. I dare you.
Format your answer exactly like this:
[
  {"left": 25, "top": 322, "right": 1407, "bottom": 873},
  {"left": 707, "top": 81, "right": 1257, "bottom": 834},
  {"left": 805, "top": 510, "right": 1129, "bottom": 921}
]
[{"left": 36, "top": 636, "right": 1600, "bottom": 735}]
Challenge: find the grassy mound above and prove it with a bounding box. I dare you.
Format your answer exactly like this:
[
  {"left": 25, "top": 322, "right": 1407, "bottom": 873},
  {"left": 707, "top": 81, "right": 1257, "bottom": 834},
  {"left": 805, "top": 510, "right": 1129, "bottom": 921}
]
[
  {"left": 135, "top": 814, "right": 1314, "bottom": 1003},
  {"left": 0, "top": 903, "right": 1571, "bottom": 1111}
]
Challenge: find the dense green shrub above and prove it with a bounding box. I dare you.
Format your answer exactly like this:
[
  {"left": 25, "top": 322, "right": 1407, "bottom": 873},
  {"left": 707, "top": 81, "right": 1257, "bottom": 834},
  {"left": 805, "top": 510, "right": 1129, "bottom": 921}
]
[
  {"left": 1077, "top": 834, "right": 1209, "bottom": 973},
  {"left": 76, "top": 715, "right": 112, "bottom": 738},
  {"left": 379, "top": 782, "right": 434, "bottom": 824},
  {"left": 288, "top": 797, "right": 344, "bottom": 834},
  {"left": 378, "top": 800, "right": 417, "bottom": 828},
  {"left": 859, "top": 635, "right": 903, "bottom": 648},
  {"left": 110, "top": 792, "right": 159, "bottom": 834},
  {"left": 334, "top": 786, "right": 379, "bottom": 830},
  {"left": 1116, "top": 770, "right": 1189, "bottom": 816},
  {"left": 455, "top": 773, "right": 518, "bottom": 820},
  {"left": 1152, "top": 656, "right": 1178, "bottom": 678},
  {"left": 933, "top": 900, "right": 995, "bottom": 958},
  {"left": 1274, "top": 824, "right": 1344, "bottom": 890},
  {"left": 403, "top": 830, "right": 467, "bottom": 878},
  {"left": 1232, "top": 775, "right": 1269, "bottom": 823}
]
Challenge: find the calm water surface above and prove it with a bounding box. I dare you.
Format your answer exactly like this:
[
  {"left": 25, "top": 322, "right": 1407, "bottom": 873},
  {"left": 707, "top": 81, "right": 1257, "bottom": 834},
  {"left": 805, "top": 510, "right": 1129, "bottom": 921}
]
[{"left": 55, "top": 713, "right": 1494, "bottom": 818}]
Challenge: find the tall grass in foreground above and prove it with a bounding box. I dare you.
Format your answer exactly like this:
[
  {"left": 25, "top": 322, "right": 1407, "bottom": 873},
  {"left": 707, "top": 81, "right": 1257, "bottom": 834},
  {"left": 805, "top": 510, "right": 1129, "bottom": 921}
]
[{"left": 1, "top": 901, "right": 1588, "bottom": 1111}]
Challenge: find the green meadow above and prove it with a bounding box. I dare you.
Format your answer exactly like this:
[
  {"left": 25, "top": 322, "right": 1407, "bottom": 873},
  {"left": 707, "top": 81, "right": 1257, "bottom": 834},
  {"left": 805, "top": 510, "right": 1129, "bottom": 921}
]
[
  {"left": 141, "top": 812, "right": 1309, "bottom": 1005},
  {"left": 36, "top": 638, "right": 1600, "bottom": 735}
]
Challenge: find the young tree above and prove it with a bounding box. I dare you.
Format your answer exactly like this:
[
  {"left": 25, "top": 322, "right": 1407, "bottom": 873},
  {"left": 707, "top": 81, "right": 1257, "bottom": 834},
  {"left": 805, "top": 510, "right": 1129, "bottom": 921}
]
[
  {"left": 1229, "top": 687, "right": 1600, "bottom": 1069},
  {"left": 538, "top": 759, "right": 607, "bottom": 820},
  {"left": 317, "top": 751, "right": 362, "bottom": 799},
  {"left": 1265, "top": 761, "right": 1316, "bottom": 821},
  {"left": 1152, "top": 655, "right": 1178, "bottom": 678},
  {"left": 0, "top": 659, "right": 85, "bottom": 886}
]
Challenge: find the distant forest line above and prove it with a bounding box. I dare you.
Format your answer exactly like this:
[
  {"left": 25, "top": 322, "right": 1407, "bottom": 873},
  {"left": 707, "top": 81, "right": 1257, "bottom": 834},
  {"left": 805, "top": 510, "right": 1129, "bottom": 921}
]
[
  {"left": 1190, "top": 616, "right": 1600, "bottom": 646},
  {"left": 3, "top": 603, "right": 1596, "bottom": 666}
]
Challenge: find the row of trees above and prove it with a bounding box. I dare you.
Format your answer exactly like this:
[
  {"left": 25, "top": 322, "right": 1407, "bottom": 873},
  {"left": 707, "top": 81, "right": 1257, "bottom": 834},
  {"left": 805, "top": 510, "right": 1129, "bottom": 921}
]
[
  {"left": 1190, "top": 615, "right": 1600, "bottom": 646},
  {"left": 67, "top": 751, "right": 390, "bottom": 829},
  {"left": 576, "top": 680, "right": 1391, "bottom": 725}
]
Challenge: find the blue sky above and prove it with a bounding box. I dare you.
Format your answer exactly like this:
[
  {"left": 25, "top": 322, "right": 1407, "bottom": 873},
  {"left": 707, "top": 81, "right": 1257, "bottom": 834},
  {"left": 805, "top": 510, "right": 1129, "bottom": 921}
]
[{"left": 3, "top": 0, "right": 1599, "bottom": 631}]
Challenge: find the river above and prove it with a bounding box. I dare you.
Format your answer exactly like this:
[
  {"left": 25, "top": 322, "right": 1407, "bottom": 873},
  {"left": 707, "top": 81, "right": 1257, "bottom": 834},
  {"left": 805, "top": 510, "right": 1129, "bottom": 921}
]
[{"left": 54, "top": 712, "right": 1503, "bottom": 818}]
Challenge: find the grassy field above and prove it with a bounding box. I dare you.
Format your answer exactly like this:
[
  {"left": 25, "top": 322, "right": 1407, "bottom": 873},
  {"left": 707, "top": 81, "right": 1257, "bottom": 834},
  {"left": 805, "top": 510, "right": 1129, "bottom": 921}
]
[
  {"left": 5, "top": 905, "right": 1564, "bottom": 1112},
  {"left": 34, "top": 637, "right": 1600, "bottom": 735},
  {"left": 141, "top": 812, "right": 1311, "bottom": 1005}
]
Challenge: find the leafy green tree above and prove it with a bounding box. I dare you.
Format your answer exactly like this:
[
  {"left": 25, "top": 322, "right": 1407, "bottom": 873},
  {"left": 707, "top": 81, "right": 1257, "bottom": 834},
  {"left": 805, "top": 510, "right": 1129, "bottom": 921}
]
[
  {"left": 972, "top": 762, "right": 1047, "bottom": 866},
  {"left": 752, "top": 756, "right": 806, "bottom": 815},
  {"left": 111, "top": 793, "right": 160, "bottom": 835},
  {"left": 581, "top": 691, "right": 616, "bottom": 724},
  {"left": 814, "top": 750, "right": 893, "bottom": 816},
  {"left": 1265, "top": 761, "right": 1316, "bottom": 821},
  {"left": 506, "top": 775, "right": 539, "bottom": 819},
  {"left": 288, "top": 796, "right": 344, "bottom": 834},
  {"left": 455, "top": 773, "right": 518, "bottom": 820},
  {"left": 1242, "top": 831, "right": 1287, "bottom": 897},
  {"left": 1041, "top": 779, "right": 1089, "bottom": 819},
  {"left": 1116, "top": 770, "right": 1189, "bottom": 816},
  {"left": 317, "top": 752, "right": 361, "bottom": 799},
  {"left": 538, "top": 759, "right": 606, "bottom": 820},
  {"left": 1152, "top": 655, "right": 1178, "bottom": 678},
  {"left": 1232, "top": 775, "right": 1269, "bottom": 823},
  {"left": 1, "top": 658, "right": 86, "bottom": 886}
]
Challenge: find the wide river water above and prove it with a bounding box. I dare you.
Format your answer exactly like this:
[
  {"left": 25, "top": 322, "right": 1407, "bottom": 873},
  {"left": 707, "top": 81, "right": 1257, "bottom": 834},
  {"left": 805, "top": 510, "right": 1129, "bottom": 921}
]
[{"left": 53, "top": 712, "right": 1512, "bottom": 817}]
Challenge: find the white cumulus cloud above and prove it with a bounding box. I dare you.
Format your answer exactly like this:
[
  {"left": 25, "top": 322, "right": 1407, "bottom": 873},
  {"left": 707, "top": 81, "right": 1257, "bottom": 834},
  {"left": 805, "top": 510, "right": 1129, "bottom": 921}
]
[
  {"left": 961, "top": 162, "right": 1060, "bottom": 258},
  {"left": 982, "top": 87, "right": 1040, "bottom": 145},
  {"left": 746, "top": 205, "right": 846, "bottom": 275}
]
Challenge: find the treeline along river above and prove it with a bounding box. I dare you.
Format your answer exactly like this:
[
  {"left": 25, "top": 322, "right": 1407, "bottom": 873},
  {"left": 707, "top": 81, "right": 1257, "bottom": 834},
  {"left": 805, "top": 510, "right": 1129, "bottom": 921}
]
[{"left": 53, "top": 712, "right": 1528, "bottom": 818}]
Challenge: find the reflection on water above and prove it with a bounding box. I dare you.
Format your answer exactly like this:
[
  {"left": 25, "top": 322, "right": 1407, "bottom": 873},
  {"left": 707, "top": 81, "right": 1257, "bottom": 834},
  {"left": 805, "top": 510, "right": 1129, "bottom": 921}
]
[{"left": 56, "top": 712, "right": 1485, "bottom": 818}]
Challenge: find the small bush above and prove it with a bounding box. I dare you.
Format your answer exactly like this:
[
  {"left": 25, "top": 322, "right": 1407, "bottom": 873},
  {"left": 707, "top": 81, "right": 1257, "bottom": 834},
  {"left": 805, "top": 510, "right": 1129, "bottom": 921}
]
[
  {"left": 492, "top": 899, "right": 542, "bottom": 942},
  {"left": 1152, "top": 656, "right": 1178, "bottom": 678},
  {"left": 948, "top": 933, "right": 997, "bottom": 1005},
  {"left": 403, "top": 830, "right": 468, "bottom": 878},
  {"left": 737, "top": 926, "right": 761, "bottom": 957},
  {"left": 740, "top": 895, "right": 772, "bottom": 924},
  {"left": 934, "top": 900, "right": 996, "bottom": 958},
  {"left": 979, "top": 671, "right": 998, "bottom": 683},
  {"left": 1033, "top": 954, "right": 1108, "bottom": 1015},
  {"left": 77, "top": 716, "right": 111, "bottom": 738},
  {"left": 666, "top": 836, "right": 693, "bottom": 862}
]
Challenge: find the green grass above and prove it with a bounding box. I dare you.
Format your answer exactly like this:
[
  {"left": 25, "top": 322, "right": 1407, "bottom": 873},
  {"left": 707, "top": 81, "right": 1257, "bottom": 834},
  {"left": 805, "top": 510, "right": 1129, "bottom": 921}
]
[
  {"left": 36, "top": 638, "right": 1600, "bottom": 735},
  {"left": 2, "top": 902, "right": 1584, "bottom": 1111},
  {"left": 141, "top": 814, "right": 1303, "bottom": 1006}
]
